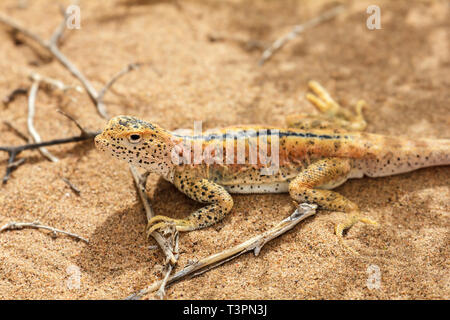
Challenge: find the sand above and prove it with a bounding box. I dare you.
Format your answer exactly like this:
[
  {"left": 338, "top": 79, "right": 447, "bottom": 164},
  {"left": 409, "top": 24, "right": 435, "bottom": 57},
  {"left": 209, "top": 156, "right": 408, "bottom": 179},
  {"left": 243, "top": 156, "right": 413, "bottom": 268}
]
[{"left": 0, "top": 0, "right": 448, "bottom": 299}]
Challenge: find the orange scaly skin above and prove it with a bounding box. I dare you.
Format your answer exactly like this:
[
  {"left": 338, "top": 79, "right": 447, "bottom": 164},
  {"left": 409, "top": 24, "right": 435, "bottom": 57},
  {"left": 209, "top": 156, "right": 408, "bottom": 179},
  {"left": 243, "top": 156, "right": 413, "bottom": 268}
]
[{"left": 95, "top": 81, "right": 450, "bottom": 252}]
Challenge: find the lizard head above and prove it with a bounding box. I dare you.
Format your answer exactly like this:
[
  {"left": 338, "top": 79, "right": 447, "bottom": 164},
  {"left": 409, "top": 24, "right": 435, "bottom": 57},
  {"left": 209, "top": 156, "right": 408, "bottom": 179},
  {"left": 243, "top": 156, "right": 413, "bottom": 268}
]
[{"left": 95, "top": 115, "right": 176, "bottom": 176}]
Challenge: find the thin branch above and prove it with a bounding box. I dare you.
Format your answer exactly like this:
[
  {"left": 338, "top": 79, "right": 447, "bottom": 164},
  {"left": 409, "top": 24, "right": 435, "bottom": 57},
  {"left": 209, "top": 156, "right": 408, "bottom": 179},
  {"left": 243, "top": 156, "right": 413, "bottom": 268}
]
[
  {"left": 97, "top": 63, "right": 140, "bottom": 108},
  {"left": 7, "top": 157, "right": 26, "bottom": 169},
  {"left": 0, "top": 131, "right": 98, "bottom": 154},
  {"left": 50, "top": 1, "right": 80, "bottom": 47},
  {"left": 156, "top": 227, "right": 179, "bottom": 299},
  {"left": 0, "top": 221, "right": 89, "bottom": 243},
  {"left": 5, "top": 158, "right": 26, "bottom": 180},
  {"left": 0, "top": 114, "right": 99, "bottom": 184},
  {"left": 0, "top": 13, "right": 48, "bottom": 48},
  {"left": 3, "top": 74, "right": 82, "bottom": 176},
  {"left": 0, "top": 10, "right": 140, "bottom": 120},
  {"left": 155, "top": 264, "right": 174, "bottom": 299},
  {"left": 129, "top": 166, "right": 154, "bottom": 221},
  {"left": 2, "top": 87, "right": 28, "bottom": 106},
  {"left": 49, "top": 4, "right": 70, "bottom": 47},
  {"left": 258, "top": 5, "right": 345, "bottom": 66},
  {"left": 3, "top": 121, "right": 29, "bottom": 142},
  {"left": 27, "top": 80, "right": 59, "bottom": 162},
  {"left": 129, "top": 165, "right": 178, "bottom": 265},
  {"left": 62, "top": 177, "right": 81, "bottom": 195},
  {"left": 0, "top": 11, "right": 106, "bottom": 118},
  {"left": 207, "top": 33, "right": 268, "bottom": 52},
  {"left": 2, "top": 150, "right": 19, "bottom": 184},
  {"left": 126, "top": 203, "right": 317, "bottom": 300},
  {"left": 56, "top": 109, "right": 90, "bottom": 137},
  {"left": 129, "top": 165, "right": 182, "bottom": 299},
  {"left": 2, "top": 70, "right": 91, "bottom": 183},
  {"left": 29, "top": 72, "right": 83, "bottom": 93}
]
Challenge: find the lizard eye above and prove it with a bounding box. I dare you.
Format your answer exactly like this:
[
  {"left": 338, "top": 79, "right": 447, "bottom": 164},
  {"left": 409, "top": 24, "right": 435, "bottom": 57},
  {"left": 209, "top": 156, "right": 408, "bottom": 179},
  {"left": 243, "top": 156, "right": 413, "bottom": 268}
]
[{"left": 128, "top": 134, "right": 142, "bottom": 144}]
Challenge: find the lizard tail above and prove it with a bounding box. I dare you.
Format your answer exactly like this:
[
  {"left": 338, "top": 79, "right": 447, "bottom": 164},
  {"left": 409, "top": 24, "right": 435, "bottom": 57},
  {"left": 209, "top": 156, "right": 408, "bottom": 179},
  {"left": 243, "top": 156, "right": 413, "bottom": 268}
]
[{"left": 361, "top": 135, "right": 450, "bottom": 177}]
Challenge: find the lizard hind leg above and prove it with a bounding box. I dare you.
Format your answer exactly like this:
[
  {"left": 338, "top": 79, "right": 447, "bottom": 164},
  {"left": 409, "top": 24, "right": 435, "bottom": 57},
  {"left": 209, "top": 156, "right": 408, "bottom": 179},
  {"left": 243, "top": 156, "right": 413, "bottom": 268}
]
[
  {"left": 288, "top": 158, "right": 377, "bottom": 254},
  {"left": 286, "top": 81, "right": 367, "bottom": 132}
]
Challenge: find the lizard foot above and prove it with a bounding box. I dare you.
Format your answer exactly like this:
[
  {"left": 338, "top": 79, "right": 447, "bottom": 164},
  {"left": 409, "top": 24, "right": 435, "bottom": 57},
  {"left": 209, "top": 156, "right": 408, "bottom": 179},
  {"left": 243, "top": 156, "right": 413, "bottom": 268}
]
[
  {"left": 335, "top": 213, "right": 378, "bottom": 254},
  {"left": 306, "top": 80, "right": 368, "bottom": 131},
  {"left": 146, "top": 215, "right": 193, "bottom": 238}
]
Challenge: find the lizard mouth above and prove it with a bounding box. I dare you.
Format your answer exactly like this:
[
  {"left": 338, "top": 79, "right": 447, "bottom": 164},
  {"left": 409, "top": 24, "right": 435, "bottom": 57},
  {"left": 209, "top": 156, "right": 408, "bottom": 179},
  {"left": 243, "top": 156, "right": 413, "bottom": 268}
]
[{"left": 94, "top": 134, "right": 107, "bottom": 152}]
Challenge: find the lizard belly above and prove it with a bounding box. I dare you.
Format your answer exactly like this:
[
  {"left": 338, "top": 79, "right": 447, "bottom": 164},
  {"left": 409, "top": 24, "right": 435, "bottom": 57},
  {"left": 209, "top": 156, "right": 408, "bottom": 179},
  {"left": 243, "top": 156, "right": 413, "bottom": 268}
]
[{"left": 223, "top": 182, "right": 290, "bottom": 194}]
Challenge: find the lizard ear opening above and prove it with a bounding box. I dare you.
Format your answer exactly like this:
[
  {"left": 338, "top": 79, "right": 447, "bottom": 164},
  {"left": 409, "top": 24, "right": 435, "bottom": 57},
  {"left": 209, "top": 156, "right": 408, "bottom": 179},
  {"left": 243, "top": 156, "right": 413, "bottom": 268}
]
[{"left": 128, "top": 134, "right": 142, "bottom": 144}]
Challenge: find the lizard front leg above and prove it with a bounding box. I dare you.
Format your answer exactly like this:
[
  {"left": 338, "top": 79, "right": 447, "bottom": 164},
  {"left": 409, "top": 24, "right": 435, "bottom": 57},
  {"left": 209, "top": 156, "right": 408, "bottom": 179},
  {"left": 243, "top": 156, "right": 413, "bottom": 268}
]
[
  {"left": 146, "top": 174, "right": 233, "bottom": 237},
  {"left": 288, "top": 157, "right": 377, "bottom": 252}
]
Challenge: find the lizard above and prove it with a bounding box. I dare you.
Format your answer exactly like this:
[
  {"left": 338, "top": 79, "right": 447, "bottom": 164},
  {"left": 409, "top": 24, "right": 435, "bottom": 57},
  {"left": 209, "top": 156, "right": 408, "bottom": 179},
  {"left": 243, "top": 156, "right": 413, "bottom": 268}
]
[{"left": 94, "top": 81, "right": 450, "bottom": 252}]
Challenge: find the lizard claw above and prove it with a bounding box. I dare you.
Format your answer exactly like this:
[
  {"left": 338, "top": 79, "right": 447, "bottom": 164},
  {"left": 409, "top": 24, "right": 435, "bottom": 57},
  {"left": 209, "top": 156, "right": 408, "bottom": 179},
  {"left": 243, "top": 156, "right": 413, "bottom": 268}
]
[
  {"left": 146, "top": 215, "right": 177, "bottom": 238},
  {"left": 335, "top": 214, "right": 378, "bottom": 255},
  {"left": 146, "top": 215, "right": 193, "bottom": 238}
]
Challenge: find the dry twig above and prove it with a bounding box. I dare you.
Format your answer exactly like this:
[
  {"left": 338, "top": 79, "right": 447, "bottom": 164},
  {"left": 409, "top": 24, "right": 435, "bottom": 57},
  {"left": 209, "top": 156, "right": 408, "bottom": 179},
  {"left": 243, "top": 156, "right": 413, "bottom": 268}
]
[
  {"left": 29, "top": 72, "right": 83, "bottom": 93},
  {"left": 3, "top": 121, "right": 29, "bottom": 142},
  {"left": 155, "top": 226, "right": 179, "bottom": 299},
  {"left": 14, "top": 72, "right": 84, "bottom": 165},
  {"left": 6, "top": 158, "right": 26, "bottom": 172},
  {"left": 0, "top": 9, "right": 137, "bottom": 119},
  {"left": 258, "top": 5, "right": 345, "bottom": 65},
  {"left": 0, "top": 112, "right": 99, "bottom": 184},
  {"left": 0, "top": 221, "right": 89, "bottom": 243},
  {"left": 62, "top": 177, "right": 81, "bottom": 195},
  {"left": 27, "top": 79, "right": 60, "bottom": 163},
  {"left": 207, "top": 34, "right": 268, "bottom": 52},
  {"left": 0, "top": 10, "right": 109, "bottom": 117},
  {"left": 129, "top": 165, "right": 178, "bottom": 266},
  {"left": 3, "top": 88, "right": 28, "bottom": 106},
  {"left": 126, "top": 203, "right": 317, "bottom": 299},
  {"left": 0, "top": 8, "right": 140, "bottom": 183},
  {"left": 56, "top": 110, "right": 90, "bottom": 137},
  {"left": 97, "top": 63, "right": 141, "bottom": 110},
  {"left": 0, "top": 64, "right": 137, "bottom": 183},
  {"left": 129, "top": 165, "right": 182, "bottom": 299}
]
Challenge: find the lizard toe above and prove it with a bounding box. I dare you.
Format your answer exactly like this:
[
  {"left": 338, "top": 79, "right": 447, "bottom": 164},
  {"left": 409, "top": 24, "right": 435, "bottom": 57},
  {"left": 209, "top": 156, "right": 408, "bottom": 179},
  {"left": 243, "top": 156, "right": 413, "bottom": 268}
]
[
  {"left": 146, "top": 215, "right": 177, "bottom": 237},
  {"left": 335, "top": 213, "right": 378, "bottom": 255},
  {"left": 146, "top": 216, "right": 195, "bottom": 237}
]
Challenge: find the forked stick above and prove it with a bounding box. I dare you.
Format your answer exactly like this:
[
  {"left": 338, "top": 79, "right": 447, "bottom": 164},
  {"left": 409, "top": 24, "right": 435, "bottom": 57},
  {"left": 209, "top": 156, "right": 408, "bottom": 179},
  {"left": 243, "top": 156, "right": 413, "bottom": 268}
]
[
  {"left": 0, "top": 11, "right": 139, "bottom": 119},
  {"left": 129, "top": 165, "right": 178, "bottom": 265},
  {"left": 128, "top": 165, "right": 180, "bottom": 299},
  {"left": 126, "top": 203, "right": 317, "bottom": 299},
  {"left": 259, "top": 5, "right": 345, "bottom": 65},
  {"left": 0, "top": 10, "right": 108, "bottom": 118},
  {"left": 0, "top": 221, "right": 89, "bottom": 243}
]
